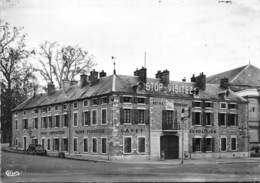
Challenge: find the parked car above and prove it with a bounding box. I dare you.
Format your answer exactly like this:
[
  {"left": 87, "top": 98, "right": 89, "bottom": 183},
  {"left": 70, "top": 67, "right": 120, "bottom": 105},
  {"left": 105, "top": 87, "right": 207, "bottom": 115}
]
[{"left": 26, "top": 144, "right": 47, "bottom": 156}]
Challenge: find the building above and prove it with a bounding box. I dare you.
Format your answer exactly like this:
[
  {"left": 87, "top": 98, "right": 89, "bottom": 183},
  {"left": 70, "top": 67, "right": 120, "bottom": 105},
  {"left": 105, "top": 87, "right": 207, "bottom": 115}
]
[
  {"left": 207, "top": 63, "right": 260, "bottom": 150},
  {"left": 12, "top": 68, "right": 249, "bottom": 160}
]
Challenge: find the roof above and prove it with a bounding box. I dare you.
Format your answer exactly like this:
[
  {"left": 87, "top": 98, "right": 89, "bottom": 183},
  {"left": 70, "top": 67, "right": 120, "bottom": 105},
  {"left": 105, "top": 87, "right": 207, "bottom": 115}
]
[
  {"left": 13, "top": 74, "right": 246, "bottom": 111},
  {"left": 207, "top": 64, "right": 260, "bottom": 87}
]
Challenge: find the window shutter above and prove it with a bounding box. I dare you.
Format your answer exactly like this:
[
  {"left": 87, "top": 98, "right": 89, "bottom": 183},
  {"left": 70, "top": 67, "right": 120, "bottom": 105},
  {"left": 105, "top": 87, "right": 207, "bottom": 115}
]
[
  {"left": 61, "top": 139, "right": 64, "bottom": 151},
  {"left": 192, "top": 112, "right": 195, "bottom": 125},
  {"left": 130, "top": 109, "right": 134, "bottom": 124},
  {"left": 192, "top": 138, "right": 196, "bottom": 152},
  {"left": 82, "top": 112, "right": 84, "bottom": 126},
  {"left": 218, "top": 113, "right": 221, "bottom": 126},
  {"left": 211, "top": 138, "right": 215, "bottom": 152},
  {"left": 133, "top": 109, "right": 138, "bottom": 124},
  {"left": 162, "top": 110, "right": 167, "bottom": 129},
  {"left": 174, "top": 110, "right": 178, "bottom": 129},
  {"left": 211, "top": 113, "right": 214, "bottom": 126},
  {"left": 145, "top": 109, "right": 150, "bottom": 124},
  {"left": 120, "top": 108, "right": 124, "bottom": 124},
  {"left": 235, "top": 114, "right": 238, "bottom": 126},
  {"left": 201, "top": 138, "right": 206, "bottom": 152},
  {"left": 227, "top": 113, "right": 231, "bottom": 126},
  {"left": 53, "top": 116, "right": 56, "bottom": 127}
]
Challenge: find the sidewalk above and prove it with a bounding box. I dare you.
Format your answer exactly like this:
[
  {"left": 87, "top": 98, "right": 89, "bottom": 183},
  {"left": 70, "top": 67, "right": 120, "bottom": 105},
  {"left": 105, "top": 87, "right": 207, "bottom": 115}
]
[{"left": 2, "top": 146, "right": 260, "bottom": 165}]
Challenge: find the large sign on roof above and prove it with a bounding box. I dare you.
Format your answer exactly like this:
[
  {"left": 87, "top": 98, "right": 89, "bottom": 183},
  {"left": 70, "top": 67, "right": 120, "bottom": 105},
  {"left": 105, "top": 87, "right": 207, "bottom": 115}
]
[{"left": 145, "top": 82, "right": 194, "bottom": 95}]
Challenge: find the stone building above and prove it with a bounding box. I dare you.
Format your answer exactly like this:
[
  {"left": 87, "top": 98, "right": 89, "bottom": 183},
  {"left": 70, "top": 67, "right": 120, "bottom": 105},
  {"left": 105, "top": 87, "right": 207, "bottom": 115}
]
[
  {"left": 207, "top": 63, "right": 260, "bottom": 150},
  {"left": 12, "top": 68, "right": 249, "bottom": 160}
]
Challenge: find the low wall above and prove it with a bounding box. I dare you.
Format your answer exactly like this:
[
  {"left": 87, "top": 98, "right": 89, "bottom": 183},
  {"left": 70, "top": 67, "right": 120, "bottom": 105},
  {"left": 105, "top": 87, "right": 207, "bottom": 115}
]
[{"left": 191, "top": 152, "right": 249, "bottom": 159}]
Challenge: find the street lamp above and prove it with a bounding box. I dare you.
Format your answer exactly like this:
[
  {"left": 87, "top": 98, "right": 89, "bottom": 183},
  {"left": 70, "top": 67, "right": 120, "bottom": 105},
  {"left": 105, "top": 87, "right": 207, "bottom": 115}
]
[{"left": 181, "top": 108, "right": 185, "bottom": 164}]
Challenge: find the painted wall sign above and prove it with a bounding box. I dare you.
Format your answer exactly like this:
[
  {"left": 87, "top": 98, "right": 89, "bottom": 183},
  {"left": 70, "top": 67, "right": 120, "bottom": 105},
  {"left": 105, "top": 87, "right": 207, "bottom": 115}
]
[
  {"left": 75, "top": 130, "right": 84, "bottom": 134},
  {"left": 189, "top": 129, "right": 216, "bottom": 134},
  {"left": 121, "top": 128, "right": 143, "bottom": 134},
  {"left": 146, "top": 82, "right": 194, "bottom": 95},
  {"left": 41, "top": 132, "right": 48, "bottom": 135},
  {"left": 86, "top": 129, "right": 105, "bottom": 134},
  {"left": 50, "top": 131, "right": 65, "bottom": 135}
]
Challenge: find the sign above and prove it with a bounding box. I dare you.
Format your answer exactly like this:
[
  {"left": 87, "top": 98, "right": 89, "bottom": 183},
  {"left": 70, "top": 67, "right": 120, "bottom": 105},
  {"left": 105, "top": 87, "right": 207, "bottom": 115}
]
[
  {"left": 75, "top": 130, "right": 84, "bottom": 134},
  {"left": 165, "top": 99, "right": 174, "bottom": 110},
  {"left": 189, "top": 129, "right": 216, "bottom": 134},
  {"left": 146, "top": 82, "right": 194, "bottom": 95},
  {"left": 50, "top": 131, "right": 65, "bottom": 135},
  {"left": 86, "top": 129, "right": 105, "bottom": 134}
]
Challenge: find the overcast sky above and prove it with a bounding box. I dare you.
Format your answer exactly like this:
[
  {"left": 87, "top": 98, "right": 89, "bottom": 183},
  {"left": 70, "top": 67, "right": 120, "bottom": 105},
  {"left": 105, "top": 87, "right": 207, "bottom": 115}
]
[{"left": 1, "top": 0, "right": 260, "bottom": 82}]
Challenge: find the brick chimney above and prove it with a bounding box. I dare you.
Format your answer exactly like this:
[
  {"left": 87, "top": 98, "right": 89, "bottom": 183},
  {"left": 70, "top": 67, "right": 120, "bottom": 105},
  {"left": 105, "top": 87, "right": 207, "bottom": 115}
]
[
  {"left": 195, "top": 72, "right": 206, "bottom": 90},
  {"left": 134, "top": 67, "right": 147, "bottom": 83},
  {"left": 99, "top": 70, "right": 107, "bottom": 78},
  {"left": 47, "top": 82, "right": 55, "bottom": 95},
  {"left": 156, "top": 70, "right": 169, "bottom": 86},
  {"left": 220, "top": 78, "right": 229, "bottom": 89},
  {"left": 89, "top": 69, "right": 99, "bottom": 85},
  {"left": 80, "top": 74, "right": 88, "bottom": 88},
  {"left": 190, "top": 74, "right": 196, "bottom": 82}
]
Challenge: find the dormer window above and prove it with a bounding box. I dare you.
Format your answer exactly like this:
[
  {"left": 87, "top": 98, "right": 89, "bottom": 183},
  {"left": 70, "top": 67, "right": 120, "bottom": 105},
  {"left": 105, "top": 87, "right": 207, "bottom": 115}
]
[{"left": 83, "top": 100, "right": 88, "bottom": 107}]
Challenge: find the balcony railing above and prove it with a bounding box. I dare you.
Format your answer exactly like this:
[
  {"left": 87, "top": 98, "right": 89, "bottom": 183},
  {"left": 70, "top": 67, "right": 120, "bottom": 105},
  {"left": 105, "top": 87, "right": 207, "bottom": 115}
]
[{"left": 162, "top": 121, "right": 179, "bottom": 130}]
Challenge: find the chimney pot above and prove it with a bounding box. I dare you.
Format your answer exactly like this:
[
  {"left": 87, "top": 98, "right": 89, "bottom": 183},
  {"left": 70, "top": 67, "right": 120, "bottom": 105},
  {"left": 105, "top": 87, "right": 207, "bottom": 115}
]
[{"left": 134, "top": 67, "right": 147, "bottom": 83}]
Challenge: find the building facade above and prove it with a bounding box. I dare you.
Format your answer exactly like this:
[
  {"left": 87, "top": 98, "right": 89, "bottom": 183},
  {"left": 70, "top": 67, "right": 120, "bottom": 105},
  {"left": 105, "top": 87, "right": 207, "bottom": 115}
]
[{"left": 12, "top": 68, "right": 249, "bottom": 160}]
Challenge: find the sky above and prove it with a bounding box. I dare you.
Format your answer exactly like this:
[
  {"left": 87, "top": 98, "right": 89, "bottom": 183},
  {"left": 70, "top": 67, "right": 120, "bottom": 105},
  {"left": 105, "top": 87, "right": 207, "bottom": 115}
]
[{"left": 1, "top": 0, "right": 260, "bottom": 83}]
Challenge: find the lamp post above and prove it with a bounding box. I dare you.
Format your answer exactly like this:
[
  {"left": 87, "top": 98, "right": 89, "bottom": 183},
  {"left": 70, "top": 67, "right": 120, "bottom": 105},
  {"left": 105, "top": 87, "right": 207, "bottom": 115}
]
[{"left": 181, "top": 108, "right": 185, "bottom": 164}]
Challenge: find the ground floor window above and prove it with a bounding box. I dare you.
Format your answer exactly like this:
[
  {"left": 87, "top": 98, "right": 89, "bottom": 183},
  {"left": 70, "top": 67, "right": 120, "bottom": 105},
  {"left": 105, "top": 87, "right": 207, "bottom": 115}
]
[
  {"left": 101, "top": 138, "right": 107, "bottom": 153},
  {"left": 192, "top": 138, "right": 202, "bottom": 152},
  {"left": 32, "top": 138, "right": 38, "bottom": 145},
  {"left": 138, "top": 137, "right": 145, "bottom": 153},
  {"left": 206, "top": 138, "right": 214, "bottom": 152},
  {"left": 23, "top": 137, "right": 27, "bottom": 150},
  {"left": 220, "top": 137, "right": 227, "bottom": 151},
  {"left": 47, "top": 139, "right": 50, "bottom": 150},
  {"left": 124, "top": 137, "right": 132, "bottom": 153},
  {"left": 92, "top": 138, "right": 97, "bottom": 153},
  {"left": 15, "top": 139, "right": 18, "bottom": 146},
  {"left": 83, "top": 138, "right": 88, "bottom": 153},
  {"left": 42, "top": 138, "right": 45, "bottom": 148},
  {"left": 53, "top": 138, "right": 59, "bottom": 151},
  {"left": 230, "top": 137, "right": 237, "bottom": 151},
  {"left": 73, "top": 138, "right": 78, "bottom": 152},
  {"left": 62, "top": 138, "right": 68, "bottom": 152}
]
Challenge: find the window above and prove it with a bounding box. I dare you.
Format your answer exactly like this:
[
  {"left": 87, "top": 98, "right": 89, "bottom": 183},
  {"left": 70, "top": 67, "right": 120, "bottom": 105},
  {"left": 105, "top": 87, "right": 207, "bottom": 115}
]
[
  {"left": 138, "top": 110, "right": 145, "bottom": 124},
  {"left": 101, "top": 109, "right": 107, "bottom": 124},
  {"left": 73, "top": 138, "right": 78, "bottom": 152},
  {"left": 42, "top": 138, "right": 45, "bottom": 148},
  {"left": 221, "top": 137, "right": 227, "bottom": 151},
  {"left": 83, "top": 138, "right": 88, "bottom": 153},
  {"left": 23, "top": 119, "right": 28, "bottom": 129},
  {"left": 192, "top": 112, "right": 201, "bottom": 125},
  {"left": 205, "top": 112, "right": 213, "bottom": 126},
  {"left": 193, "top": 138, "right": 202, "bottom": 152},
  {"left": 138, "top": 137, "right": 145, "bottom": 153},
  {"left": 206, "top": 138, "right": 213, "bottom": 152},
  {"left": 123, "top": 96, "right": 131, "bottom": 103},
  {"left": 101, "top": 138, "right": 107, "bottom": 153},
  {"left": 220, "top": 102, "right": 227, "bottom": 109},
  {"left": 83, "top": 100, "right": 88, "bottom": 107},
  {"left": 124, "top": 137, "right": 132, "bottom": 153},
  {"left": 73, "top": 113, "right": 78, "bottom": 127},
  {"left": 101, "top": 97, "right": 108, "bottom": 104},
  {"left": 218, "top": 113, "right": 226, "bottom": 126},
  {"left": 92, "top": 138, "right": 97, "bottom": 153},
  {"left": 23, "top": 111, "right": 26, "bottom": 115},
  {"left": 84, "top": 111, "right": 91, "bottom": 126},
  {"left": 205, "top": 102, "right": 213, "bottom": 108},
  {"left": 92, "top": 110, "right": 97, "bottom": 125},
  {"left": 123, "top": 109, "right": 131, "bottom": 124},
  {"left": 32, "top": 138, "right": 38, "bottom": 145},
  {"left": 73, "top": 102, "right": 78, "bottom": 109},
  {"left": 192, "top": 101, "right": 202, "bottom": 108},
  {"left": 137, "top": 97, "right": 145, "bottom": 104},
  {"left": 42, "top": 117, "right": 48, "bottom": 128},
  {"left": 48, "top": 106, "right": 51, "bottom": 112},
  {"left": 48, "top": 116, "right": 52, "bottom": 128},
  {"left": 53, "top": 138, "right": 59, "bottom": 151},
  {"left": 41, "top": 107, "right": 47, "bottom": 113},
  {"left": 231, "top": 137, "right": 237, "bottom": 151},
  {"left": 34, "top": 118, "right": 38, "bottom": 129},
  {"left": 228, "top": 113, "right": 237, "bottom": 126},
  {"left": 23, "top": 137, "right": 27, "bottom": 150},
  {"left": 55, "top": 115, "right": 60, "bottom": 127},
  {"left": 228, "top": 103, "right": 237, "bottom": 109},
  {"left": 63, "top": 114, "right": 68, "bottom": 127},
  {"left": 47, "top": 139, "right": 50, "bottom": 150},
  {"left": 15, "top": 120, "right": 18, "bottom": 129},
  {"left": 92, "top": 98, "right": 98, "bottom": 105},
  {"left": 63, "top": 104, "right": 67, "bottom": 110},
  {"left": 55, "top": 105, "right": 58, "bottom": 111},
  {"left": 34, "top": 109, "right": 38, "bottom": 114},
  {"left": 62, "top": 138, "right": 68, "bottom": 151},
  {"left": 15, "top": 139, "right": 18, "bottom": 146}
]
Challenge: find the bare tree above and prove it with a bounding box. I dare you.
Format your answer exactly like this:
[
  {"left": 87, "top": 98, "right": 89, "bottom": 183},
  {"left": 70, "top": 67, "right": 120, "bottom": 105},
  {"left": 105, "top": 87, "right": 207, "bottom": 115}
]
[{"left": 35, "top": 42, "right": 96, "bottom": 88}]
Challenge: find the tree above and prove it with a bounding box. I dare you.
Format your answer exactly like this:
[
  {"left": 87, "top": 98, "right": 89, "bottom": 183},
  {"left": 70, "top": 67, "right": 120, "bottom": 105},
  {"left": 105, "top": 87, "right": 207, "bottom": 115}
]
[
  {"left": 0, "top": 20, "right": 37, "bottom": 144},
  {"left": 35, "top": 41, "right": 96, "bottom": 88}
]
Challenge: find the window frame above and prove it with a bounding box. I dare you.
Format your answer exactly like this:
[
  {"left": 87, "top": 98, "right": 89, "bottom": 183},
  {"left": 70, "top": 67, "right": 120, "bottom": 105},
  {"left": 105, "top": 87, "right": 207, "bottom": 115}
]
[
  {"left": 61, "top": 137, "right": 69, "bottom": 152},
  {"left": 205, "top": 136, "right": 213, "bottom": 152},
  {"left": 73, "top": 102, "right": 78, "bottom": 109},
  {"left": 192, "top": 111, "right": 202, "bottom": 126},
  {"left": 83, "top": 137, "right": 89, "bottom": 153},
  {"left": 220, "top": 136, "right": 227, "bottom": 152},
  {"left": 83, "top": 100, "right": 89, "bottom": 107},
  {"left": 230, "top": 136, "right": 237, "bottom": 151},
  {"left": 137, "top": 97, "right": 146, "bottom": 104},
  {"left": 91, "top": 109, "right": 97, "bottom": 126},
  {"left": 73, "top": 112, "right": 78, "bottom": 127},
  {"left": 83, "top": 110, "right": 91, "bottom": 126},
  {"left": 92, "top": 137, "right": 98, "bottom": 153},
  {"left": 41, "top": 137, "right": 45, "bottom": 149},
  {"left": 101, "top": 108, "right": 107, "bottom": 125},
  {"left": 220, "top": 102, "right": 227, "bottom": 109},
  {"left": 123, "top": 136, "right": 132, "bottom": 154},
  {"left": 73, "top": 137, "right": 78, "bottom": 152},
  {"left": 122, "top": 108, "right": 131, "bottom": 124},
  {"left": 53, "top": 137, "right": 59, "bottom": 151},
  {"left": 219, "top": 112, "right": 227, "bottom": 126},
  {"left": 101, "top": 137, "right": 107, "bottom": 154},
  {"left": 47, "top": 138, "right": 51, "bottom": 151},
  {"left": 205, "top": 111, "right": 213, "bottom": 126},
  {"left": 193, "top": 137, "right": 202, "bottom": 152},
  {"left": 137, "top": 136, "right": 146, "bottom": 153},
  {"left": 63, "top": 113, "right": 69, "bottom": 128}
]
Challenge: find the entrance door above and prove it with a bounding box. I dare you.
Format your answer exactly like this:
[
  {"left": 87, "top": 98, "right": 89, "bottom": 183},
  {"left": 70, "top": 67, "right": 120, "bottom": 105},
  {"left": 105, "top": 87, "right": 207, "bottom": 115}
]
[
  {"left": 24, "top": 137, "right": 27, "bottom": 150},
  {"left": 161, "top": 135, "right": 179, "bottom": 159}
]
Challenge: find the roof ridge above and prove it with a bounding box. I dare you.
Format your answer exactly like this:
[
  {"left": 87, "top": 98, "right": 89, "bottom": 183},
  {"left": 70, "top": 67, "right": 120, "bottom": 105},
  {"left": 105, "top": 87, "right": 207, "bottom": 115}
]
[{"left": 230, "top": 64, "right": 251, "bottom": 83}]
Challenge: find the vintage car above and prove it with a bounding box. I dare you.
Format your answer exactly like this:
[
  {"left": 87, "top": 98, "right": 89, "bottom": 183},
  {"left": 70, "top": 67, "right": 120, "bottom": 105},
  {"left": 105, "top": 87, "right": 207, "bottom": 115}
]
[{"left": 26, "top": 144, "right": 47, "bottom": 156}]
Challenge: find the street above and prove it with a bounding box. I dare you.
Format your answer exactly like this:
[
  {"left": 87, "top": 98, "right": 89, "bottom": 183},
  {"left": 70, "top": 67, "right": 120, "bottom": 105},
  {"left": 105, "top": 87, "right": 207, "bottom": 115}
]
[{"left": 1, "top": 151, "right": 260, "bottom": 182}]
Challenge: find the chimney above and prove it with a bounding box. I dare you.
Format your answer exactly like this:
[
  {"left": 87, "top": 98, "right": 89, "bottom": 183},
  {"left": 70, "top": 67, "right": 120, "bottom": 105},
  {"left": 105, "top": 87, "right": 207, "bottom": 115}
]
[
  {"left": 191, "top": 74, "right": 196, "bottom": 82},
  {"left": 220, "top": 78, "right": 229, "bottom": 89},
  {"left": 47, "top": 82, "right": 55, "bottom": 95},
  {"left": 156, "top": 70, "right": 169, "bottom": 86},
  {"left": 89, "top": 69, "right": 99, "bottom": 85},
  {"left": 134, "top": 67, "right": 147, "bottom": 83},
  {"left": 195, "top": 72, "right": 206, "bottom": 90},
  {"left": 182, "top": 77, "right": 186, "bottom": 82},
  {"left": 99, "top": 70, "right": 107, "bottom": 78},
  {"left": 80, "top": 74, "right": 88, "bottom": 88}
]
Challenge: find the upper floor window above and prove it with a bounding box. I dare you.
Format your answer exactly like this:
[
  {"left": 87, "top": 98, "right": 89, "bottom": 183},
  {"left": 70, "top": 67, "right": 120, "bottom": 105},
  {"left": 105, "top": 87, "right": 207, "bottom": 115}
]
[
  {"left": 63, "top": 104, "right": 67, "bottom": 110},
  {"left": 73, "top": 102, "right": 78, "bottom": 109},
  {"left": 138, "top": 110, "right": 145, "bottom": 124},
  {"left": 55, "top": 105, "right": 59, "bottom": 111},
  {"left": 205, "top": 102, "right": 213, "bottom": 108},
  {"left": 34, "top": 118, "right": 38, "bottom": 129},
  {"left": 83, "top": 111, "right": 91, "bottom": 126},
  {"left": 123, "top": 96, "right": 131, "bottom": 103},
  {"left": 228, "top": 103, "right": 237, "bottom": 109},
  {"left": 137, "top": 97, "right": 145, "bottom": 104},
  {"left": 48, "top": 106, "right": 51, "bottom": 112},
  {"left": 228, "top": 113, "right": 238, "bottom": 126},
  {"left": 220, "top": 102, "right": 227, "bottom": 109},
  {"left": 15, "top": 120, "right": 18, "bottom": 129},
  {"left": 83, "top": 100, "right": 88, "bottom": 107},
  {"left": 63, "top": 114, "right": 68, "bottom": 127},
  {"left": 73, "top": 113, "right": 78, "bottom": 127},
  {"left": 23, "top": 111, "right": 26, "bottom": 115},
  {"left": 92, "top": 110, "right": 97, "bottom": 125},
  {"left": 218, "top": 113, "right": 226, "bottom": 126},
  {"left": 101, "top": 109, "right": 107, "bottom": 124},
  {"left": 92, "top": 98, "right": 99, "bottom": 105},
  {"left": 101, "top": 97, "right": 108, "bottom": 104},
  {"left": 55, "top": 115, "right": 60, "bottom": 127},
  {"left": 122, "top": 109, "right": 131, "bottom": 124},
  {"left": 41, "top": 107, "right": 47, "bottom": 113},
  {"left": 192, "top": 111, "right": 201, "bottom": 125},
  {"left": 192, "top": 101, "right": 202, "bottom": 108},
  {"left": 205, "top": 112, "right": 213, "bottom": 126},
  {"left": 34, "top": 109, "right": 38, "bottom": 114}
]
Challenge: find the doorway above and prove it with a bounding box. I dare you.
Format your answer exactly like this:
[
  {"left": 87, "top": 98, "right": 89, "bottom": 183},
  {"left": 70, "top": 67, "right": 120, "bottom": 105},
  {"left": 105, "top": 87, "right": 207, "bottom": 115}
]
[{"left": 160, "top": 135, "right": 179, "bottom": 159}]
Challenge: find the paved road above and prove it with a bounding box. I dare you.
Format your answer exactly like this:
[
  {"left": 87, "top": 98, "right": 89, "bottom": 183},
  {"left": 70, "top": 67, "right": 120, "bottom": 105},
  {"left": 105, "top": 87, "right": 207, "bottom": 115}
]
[{"left": 1, "top": 151, "right": 260, "bottom": 182}]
